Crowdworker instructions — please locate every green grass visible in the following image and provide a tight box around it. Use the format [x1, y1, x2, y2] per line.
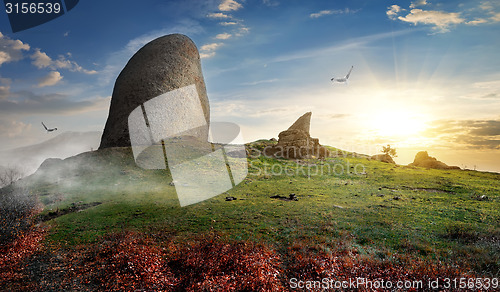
[20, 141, 500, 276]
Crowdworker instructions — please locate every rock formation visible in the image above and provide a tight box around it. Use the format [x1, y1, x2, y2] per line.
[409, 151, 460, 170]
[99, 34, 209, 149]
[266, 112, 329, 159]
[370, 154, 395, 164]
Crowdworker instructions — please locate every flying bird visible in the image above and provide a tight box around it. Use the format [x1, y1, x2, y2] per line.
[41, 122, 57, 133]
[331, 66, 353, 83]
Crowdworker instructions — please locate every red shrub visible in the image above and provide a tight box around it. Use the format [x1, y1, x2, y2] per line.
[167, 234, 285, 291]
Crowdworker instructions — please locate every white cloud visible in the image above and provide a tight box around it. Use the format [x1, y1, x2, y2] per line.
[31, 48, 52, 68]
[100, 21, 204, 85]
[387, 5, 404, 20]
[0, 91, 110, 115]
[397, 9, 464, 32]
[310, 8, 358, 19]
[0, 119, 31, 138]
[200, 52, 216, 59]
[0, 32, 30, 66]
[219, 0, 242, 12]
[0, 77, 11, 99]
[0, 52, 10, 66]
[262, 0, 279, 7]
[30, 49, 97, 74]
[216, 33, 232, 40]
[220, 21, 238, 26]
[240, 78, 278, 86]
[208, 12, 230, 18]
[37, 71, 63, 87]
[491, 12, 500, 22]
[235, 26, 250, 36]
[310, 10, 333, 18]
[389, 2, 500, 31]
[201, 43, 222, 51]
[410, 0, 427, 9]
[466, 18, 488, 25]
[480, 2, 494, 11]
[200, 43, 222, 59]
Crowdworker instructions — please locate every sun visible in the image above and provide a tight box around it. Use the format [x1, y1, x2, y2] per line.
[370, 110, 427, 138]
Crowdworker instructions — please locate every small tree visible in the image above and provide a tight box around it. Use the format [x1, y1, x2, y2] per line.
[382, 144, 397, 158]
[0, 166, 24, 188]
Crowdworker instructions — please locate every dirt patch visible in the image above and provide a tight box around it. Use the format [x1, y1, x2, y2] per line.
[381, 186, 454, 194]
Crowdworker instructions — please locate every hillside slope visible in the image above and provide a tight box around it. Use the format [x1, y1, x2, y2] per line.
[1, 140, 499, 290]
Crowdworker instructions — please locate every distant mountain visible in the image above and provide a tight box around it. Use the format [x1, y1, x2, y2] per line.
[0, 131, 102, 176]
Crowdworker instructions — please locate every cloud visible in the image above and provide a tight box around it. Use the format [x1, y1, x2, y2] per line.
[262, 0, 279, 7]
[37, 71, 63, 87]
[327, 114, 351, 119]
[31, 49, 52, 68]
[100, 20, 204, 84]
[491, 12, 500, 22]
[240, 78, 278, 86]
[0, 119, 31, 138]
[215, 33, 232, 40]
[480, 2, 494, 11]
[270, 29, 413, 63]
[0, 32, 30, 66]
[310, 10, 333, 18]
[397, 9, 464, 32]
[0, 91, 110, 115]
[424, 119, 500, 149]
[219, 0, 242, 12]
[220, 21, 238, 26]
[410, 0, 427, 9]
[235, 26, 250, 36]
[200, 42, 222, 59]
[0, 77, 11, 99]
[480, 93, 499, 99]
[208, 12, 230, 18]
[389, 1, 500, 31]
[310, 8, 358, 18]
[199, 52, 216, 59]
[386, 5, 404, 20]
[31, 48, 97, 74]
[201, 43, 222, 51]
[466, 18, 489, 25]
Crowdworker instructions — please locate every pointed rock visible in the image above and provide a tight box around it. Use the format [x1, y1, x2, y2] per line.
[271, 112, 329, 159]
[287, 112, 311, 134]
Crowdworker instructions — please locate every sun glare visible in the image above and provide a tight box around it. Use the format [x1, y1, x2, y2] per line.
[370, 110, 427, 138]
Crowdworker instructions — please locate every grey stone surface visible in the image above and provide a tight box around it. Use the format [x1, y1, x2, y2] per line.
[99, 34, 209, 149]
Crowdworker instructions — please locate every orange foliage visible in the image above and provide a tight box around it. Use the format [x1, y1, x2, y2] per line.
[0, 225, 47, 290]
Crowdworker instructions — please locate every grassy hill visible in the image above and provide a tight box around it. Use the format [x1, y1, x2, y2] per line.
[1, 140, 499, 290]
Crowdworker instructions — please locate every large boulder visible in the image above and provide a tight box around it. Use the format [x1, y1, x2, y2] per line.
[409, 151, 460, 170]
[268, 112, 329, 159]
[370, 154, 395, 164]
[99, 34, 209, 149]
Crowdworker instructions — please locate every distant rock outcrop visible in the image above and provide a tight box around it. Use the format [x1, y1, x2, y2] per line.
[99, 34, 210, 149]
[409, 151, 460, 170]
[266, 112, 329, 159]
[370, 154, 395, 164]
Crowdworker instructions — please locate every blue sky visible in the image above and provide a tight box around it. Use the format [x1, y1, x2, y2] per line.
[1, 0, 499, 171]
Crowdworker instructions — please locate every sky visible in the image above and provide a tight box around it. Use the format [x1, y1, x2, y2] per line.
[0, 0, 499, 172]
